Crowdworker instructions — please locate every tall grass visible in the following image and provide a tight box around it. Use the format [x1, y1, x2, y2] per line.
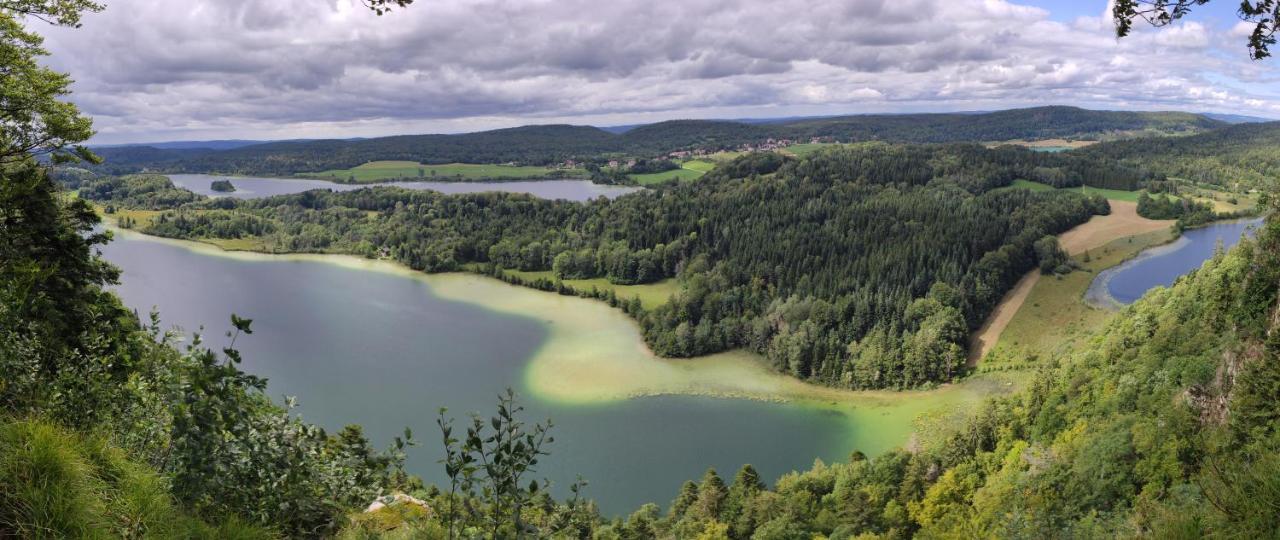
[0, 418, 272, 539]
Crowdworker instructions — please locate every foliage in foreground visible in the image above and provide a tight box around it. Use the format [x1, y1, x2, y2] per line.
[0, 417, 268, 539]
[1, 164, 414, 537]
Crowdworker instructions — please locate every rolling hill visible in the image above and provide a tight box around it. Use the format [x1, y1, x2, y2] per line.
[87, 106, 1227, 177]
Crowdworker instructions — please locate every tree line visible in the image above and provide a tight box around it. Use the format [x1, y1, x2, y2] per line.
[83, 145, 1114, 390]
[82, 106, 1224, 178]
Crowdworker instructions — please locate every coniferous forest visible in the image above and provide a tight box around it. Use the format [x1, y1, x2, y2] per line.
[6, 0, 1280, 538]
[81, 108, 1224, 177]
[82, 145, 1115, 389]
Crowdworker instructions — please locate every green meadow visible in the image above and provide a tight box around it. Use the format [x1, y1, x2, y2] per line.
[628, 159, 716, 185]
[983, 228, 1174, 367]
[303, 160, 585, 183]
[995, 179, 1144, 201]
[1075, 184, 1144, 202]
[1000, 179, 1257, 209]
[785, 142, 839, 157]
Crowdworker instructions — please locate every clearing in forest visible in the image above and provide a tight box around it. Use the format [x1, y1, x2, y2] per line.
[629, 159, 717, 185]
[968, 200, 1175, 364]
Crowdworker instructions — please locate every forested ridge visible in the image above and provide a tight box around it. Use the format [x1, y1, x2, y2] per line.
[83, 106, 1223, 177]
[16, 152, 1280, 537]
[83, 144, 1116, 390]
[589, 209, 1280, 539]
[782, 107, 1220, 143]
[10, 0, 1280, 538]
[1080, 120, 1280, 191]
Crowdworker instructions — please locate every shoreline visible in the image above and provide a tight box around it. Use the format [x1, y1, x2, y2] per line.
[105, 224, 1025, 458]
[1082, 235, 1187, 310]
[1083, 215, 1267, 309]
[166, 171, 608, 187]
[968, 199, 1174, 363]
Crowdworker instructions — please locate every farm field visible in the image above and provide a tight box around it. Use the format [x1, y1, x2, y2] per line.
[628, 159, 716, 185]
[969, 200, 1175, 363]
[303, 160, 585, 183]
[1076, 185, 1144, 202]
[1003, 178, 1257, 212]
[785, 142, 839, 157]
[997, 178, 1144, 202]
[629, 167, 703, 185]
[981, 228, 1175, 366]
[681, 159, 717, 172]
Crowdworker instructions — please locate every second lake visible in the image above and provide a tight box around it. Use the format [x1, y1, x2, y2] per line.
[169, 173, 643, 202]
[1091, 218, 1264, 305]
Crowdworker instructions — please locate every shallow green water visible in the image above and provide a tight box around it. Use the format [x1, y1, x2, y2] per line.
[100, 232, 862, 514]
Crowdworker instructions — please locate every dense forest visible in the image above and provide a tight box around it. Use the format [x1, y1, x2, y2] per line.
[782, 107, 1221, 143]
[13, 154, 1280, 537]
[82, 107, 1224, 177]
[1081, 121, 1280, 191]
[10, 0, 1280, 538]
[82, 145, 1119, 390]
[587, 209, 1280, 539]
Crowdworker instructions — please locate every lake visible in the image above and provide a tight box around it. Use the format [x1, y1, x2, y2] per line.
[169, 174, 643, 202]
[1088, 218, 1264, 306]
[100, 230, 862, 514]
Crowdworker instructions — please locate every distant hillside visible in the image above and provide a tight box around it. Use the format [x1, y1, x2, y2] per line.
[94, 139, 276, 151]
[786, 107, 1223, 143]
[1081, 120, 1280, 189]
[88, 106, 1227, 177]
[1202, 112, 1276, 124]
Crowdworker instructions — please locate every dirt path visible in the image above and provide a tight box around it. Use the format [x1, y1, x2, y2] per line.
[968, 271, 1040, 364]
[967, 200, 1174, 364]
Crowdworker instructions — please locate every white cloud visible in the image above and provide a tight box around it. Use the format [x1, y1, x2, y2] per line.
[33, 0, 1280, 143]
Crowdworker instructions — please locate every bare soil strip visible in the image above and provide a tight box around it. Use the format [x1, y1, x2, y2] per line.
[968, 271, 1040, 364]
[967, 200, 1173, 364]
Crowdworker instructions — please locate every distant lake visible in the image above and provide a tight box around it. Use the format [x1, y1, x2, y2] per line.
[99, 231, 857, 515]
[169, 174, 643, 202]
[1030, 146, 1072, 153]
[1089, 218, 1263, 305]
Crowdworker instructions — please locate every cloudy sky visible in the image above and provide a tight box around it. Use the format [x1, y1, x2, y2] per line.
[37, 0, 1280, 144]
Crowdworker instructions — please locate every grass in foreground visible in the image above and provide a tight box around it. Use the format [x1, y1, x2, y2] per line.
[304, 160, 584, 183]
[984, 228, 1175, 366]
[0, 418, 268, 539]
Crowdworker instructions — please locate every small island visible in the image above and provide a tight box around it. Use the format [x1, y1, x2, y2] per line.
[210, 179, 236, 193]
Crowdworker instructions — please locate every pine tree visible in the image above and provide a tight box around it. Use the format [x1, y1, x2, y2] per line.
[692, 468, 728, 521]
